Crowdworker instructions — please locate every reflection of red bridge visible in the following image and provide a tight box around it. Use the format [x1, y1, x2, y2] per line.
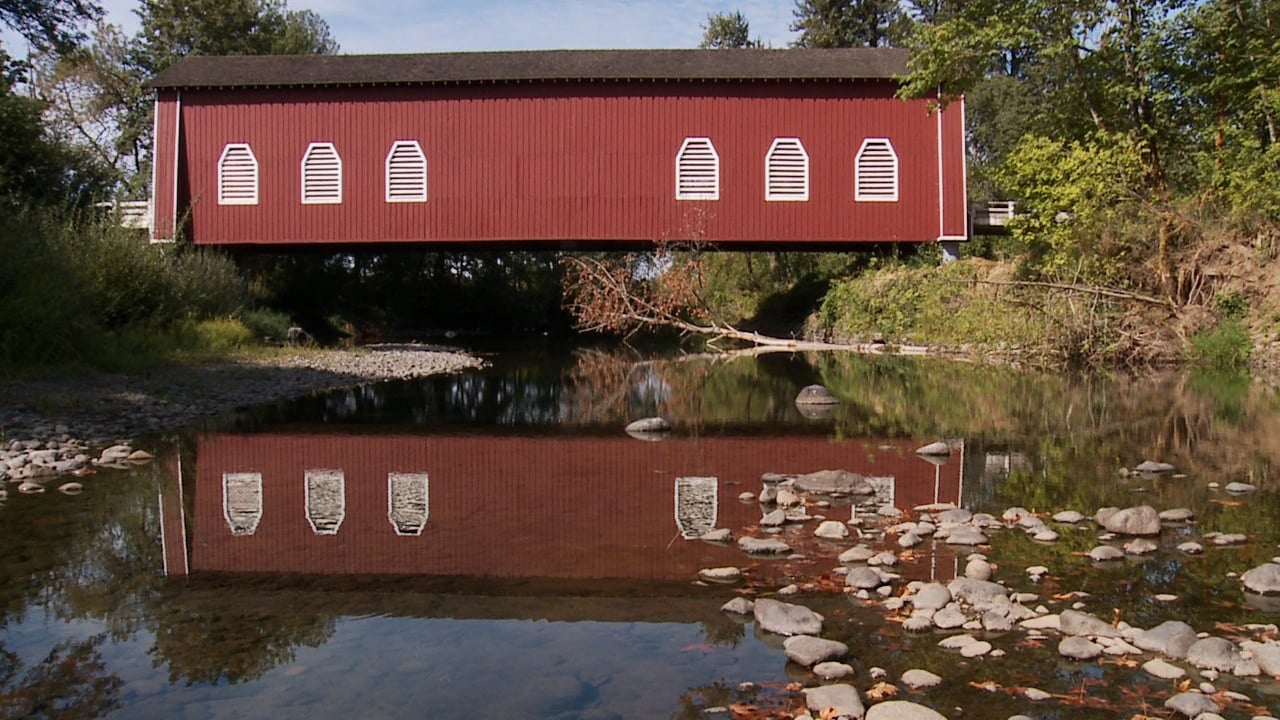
[160, 434, 964, 581]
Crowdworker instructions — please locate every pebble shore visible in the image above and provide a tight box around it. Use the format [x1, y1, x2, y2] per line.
[0, 345, 484, 487]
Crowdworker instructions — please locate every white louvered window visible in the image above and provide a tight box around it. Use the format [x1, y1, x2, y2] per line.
[766, 137, 810, 201]
[385, 140, 428, 203]
[301, 142, 342, 204]
[675, 137, 720, 200]
[855, 138, 899, 202]
[217, 144, 259, 205]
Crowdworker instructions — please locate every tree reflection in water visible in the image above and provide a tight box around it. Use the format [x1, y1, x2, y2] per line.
[0, 635, 121, 719]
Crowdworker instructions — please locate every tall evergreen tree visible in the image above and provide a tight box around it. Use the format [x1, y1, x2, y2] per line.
[790, 0, 909, 48]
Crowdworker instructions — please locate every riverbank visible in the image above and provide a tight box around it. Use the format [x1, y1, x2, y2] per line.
[0, 344, 484, 485]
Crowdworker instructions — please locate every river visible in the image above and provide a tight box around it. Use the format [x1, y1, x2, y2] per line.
[2, 347, 1279, 718]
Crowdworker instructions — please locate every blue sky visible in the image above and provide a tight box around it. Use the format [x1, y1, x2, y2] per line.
[3, 0, 801, 56]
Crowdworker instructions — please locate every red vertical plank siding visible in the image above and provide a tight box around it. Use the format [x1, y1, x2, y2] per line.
[178, 80, 954, 246]
[151, 92, 180, 241]
[937, 95, 969, 240]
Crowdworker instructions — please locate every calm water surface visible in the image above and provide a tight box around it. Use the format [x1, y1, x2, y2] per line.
[4, 348, 1280, 718]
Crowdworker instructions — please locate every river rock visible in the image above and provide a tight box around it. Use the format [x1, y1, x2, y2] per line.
[846, 567, 886, 590]
[699, 567, 741, 583]
[739, 537, 791, 555]
[795, 385, 839, 405]
[944, 527, 988, 545]
[1163, 692, 1221, 718]
[1059, 609, 1121, 638]
[912, 583, 951, 612]
[1089, 545, 1124, 562]
[1211, 532, 1248, 545]
[1124, 538, 1159, 555]
[624, 417, 670, 433]
[1134, 620, 1198, 659]
[839, 545, 875, 563]
[900, 669, 942, 689]
[1241, 563, 1280, 595]
[936, 507, 972, 524]
[947, 578, 1008, 608]
[865, 700, 946, 720]
[754, 598, 823, 636]
[932, 604, 968, 630]
[784, 635, 849, 666]
[1052, 510, 1085, 524]
[775, 488, 802, 507]
[1178, 541, 1203, 554]
[982, 611, 1012, 632]
[1059, 636, 1104, 660]
[964, 558, 992, 581]
[700, 528, 731, 542]
[1143, 658, 1186, 679]
[1134, 460, 1176, 474]
[816, 520, 850, 540]
[902, 614, 934, 632]
[1186, 637, 1242, 672]
[803, 684, 864, 719]
[57, 482, 83, 494]
[1031, 528, 1059, 542]
[898, 532, 922, 548]
[1159, 507, 1195, 522]
[720, 597, 754, 615]
[1100, 505, 1161, 536]
[794, 469, 874, 496]
[1225, 482, 1257, 494]
[760, 509, 787, 526]
[814, 662, 855, 680]
[960, 640, 992, 658]
[1242, 640, 1280, 677]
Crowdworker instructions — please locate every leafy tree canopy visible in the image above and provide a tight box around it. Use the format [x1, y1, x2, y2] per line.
[700, 10, 759, 49]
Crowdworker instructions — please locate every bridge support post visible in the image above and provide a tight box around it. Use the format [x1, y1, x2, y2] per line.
[940, 240, 962, 264]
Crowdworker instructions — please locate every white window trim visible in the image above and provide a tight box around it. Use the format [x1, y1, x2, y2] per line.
[675, 137, 720, 201]
[304, 468, 346, 535]
[385, 140, 428, 203]
[301, 141, 343, 205]
[217, 143, 259, 206]
[765, 137, 810, 202]
[855, 137, 899, 202]
[388, 472, 429, 536]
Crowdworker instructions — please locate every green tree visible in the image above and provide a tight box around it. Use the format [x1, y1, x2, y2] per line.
[0, 0, 99, 50]
[790, 0, 909, 48]
[699, 10, 759, 49]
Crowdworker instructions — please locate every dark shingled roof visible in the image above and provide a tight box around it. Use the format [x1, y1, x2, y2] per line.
[146, 48, 909, 90]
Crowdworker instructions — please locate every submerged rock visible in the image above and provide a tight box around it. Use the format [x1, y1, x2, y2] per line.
[1163, 692, 1221, 718]
[900, 669, 942, 689]
[794, 469, 874, 495]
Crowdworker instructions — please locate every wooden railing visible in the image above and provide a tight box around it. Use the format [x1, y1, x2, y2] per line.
[970, 200, 1015, 234]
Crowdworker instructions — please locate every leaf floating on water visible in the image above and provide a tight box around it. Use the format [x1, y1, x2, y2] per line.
[865, 682, 898, 701]
[1176, 678, 1193, 692]
[969, 680, 1003, 693]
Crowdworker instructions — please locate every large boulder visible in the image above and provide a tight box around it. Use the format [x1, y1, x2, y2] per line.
[754, 598, 824, 636]
[1099, 505, 1161, 536]
[1186, 637, 1242, 672]
[793, 469, 874, 495]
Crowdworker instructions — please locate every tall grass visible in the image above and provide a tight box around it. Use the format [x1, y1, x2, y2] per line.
[0, 206, 252, 372]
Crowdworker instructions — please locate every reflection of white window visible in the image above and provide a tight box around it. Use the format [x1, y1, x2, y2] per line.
[855, 138, 899, 202]
[223, 472, 263, 536]
[674, 476, 718, 539]
[675, 137, 720, 200]
[385, 140, 428, 203]
[301, 142, 342, 204]
[766, 137, 810, 201]
[218, 143, 259, 205]
[305, 469, 345, 535]
[388, 472, 429, 535]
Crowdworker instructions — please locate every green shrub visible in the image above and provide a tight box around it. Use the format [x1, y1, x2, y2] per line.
[240, 308, 294, 341]
[190, 317, 255, 352]
[1189, 319, 1252, 369]
[1214, 291, 1248, 321]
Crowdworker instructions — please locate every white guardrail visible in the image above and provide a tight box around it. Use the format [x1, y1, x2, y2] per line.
[96, 199, 152, 231]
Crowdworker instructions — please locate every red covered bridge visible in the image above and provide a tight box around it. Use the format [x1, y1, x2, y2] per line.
[146, 48, 968, 249]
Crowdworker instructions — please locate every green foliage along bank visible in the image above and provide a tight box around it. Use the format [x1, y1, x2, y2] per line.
[0, 207, 256, 373]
